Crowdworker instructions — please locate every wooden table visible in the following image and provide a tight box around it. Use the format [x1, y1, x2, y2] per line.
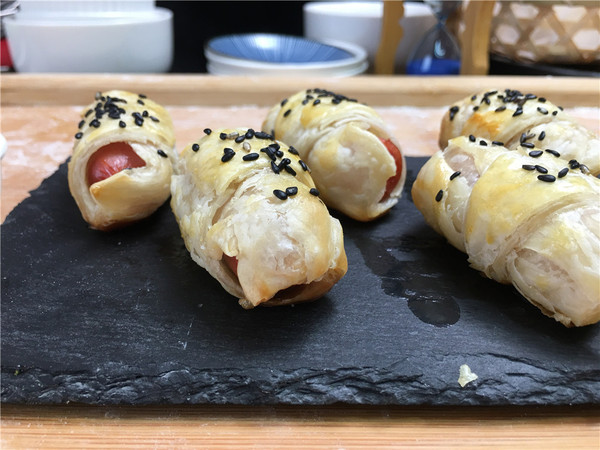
[2, 74, 599, 449]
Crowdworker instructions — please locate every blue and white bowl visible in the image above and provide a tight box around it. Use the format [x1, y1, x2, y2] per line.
[205, 33, 368, 76]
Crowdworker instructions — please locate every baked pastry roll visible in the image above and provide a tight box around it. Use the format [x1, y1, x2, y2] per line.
[262, 88, 406, 221]
[439, 88, 600, 175]
[170, 127, 348, 309]
[68, 90, 175, 230]
[412, 135, 600, 327]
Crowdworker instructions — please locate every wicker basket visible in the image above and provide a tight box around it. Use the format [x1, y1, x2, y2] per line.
[488, 1, 600, 65]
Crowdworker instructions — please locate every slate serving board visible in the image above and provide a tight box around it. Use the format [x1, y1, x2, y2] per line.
[2, 157, 599, 406]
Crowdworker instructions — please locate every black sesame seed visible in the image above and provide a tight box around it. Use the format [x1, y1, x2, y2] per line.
[558, 168, 569, 178]
[273, 189, 287, 200]
[78, 120, 85, 129]
[525, 93, 537, 99]
[521, 142, 535, 148]
[219, 132, 227, 140]
[450, 171, 461, 180]
[471, 95, 477, 101]
[538, 174, 556, 182]
[299, 160, 309, 171]
[203, 128, 212, 135]
[284, 165, 297, 176]
[552, 110, 558, 116]
[75, 132, 83, 139]
[119, 121, 126, 128]
[449, 106, 459, 121]
[283, 109, 292, 117]
[313, 99, 321, 106]
[192, 143, 200, 152]
[245, 129, 255, 139]
[268, 142, 280, 151]
[435, 190, 444, 202]
[473, 106, 479, 111]
[261, 147, 276, 161]
[288, 146, 299, 155]
[223, 147, 234, 155]
[235, 135, 246, 143]
[254, 131, 273, 140]
[512, 107, 523, 117]
[535, 165, 548, 174]
[142, 110, 149, 117]
[271, 160, 280, 174]
[538, 97, 546, 103]
[529, 150, 543, 158]
[569, 159, 580, 169]
[285, 186, 298, 196]
[138, 93, 147, 99]
[492, 141, 504, 146]
[469, 134, 476, 142]
[537, 106, 548, 115]
[90, 119, 101, 128]
[309, 188, 319, 196]
[221, 151, 235, 162]
[545, 149, 560, 157]
[522, 164, 536, 171]
[85, 109, 93, 117]
[242, 152, 259, 161]
[137, 99, 145, 105]
[275, 150, 284, 158]
[538, 131, 546, 141]
[280, 98, 288, 107]
[495, 106, 507, 112]
[479, 140, 488, 146]
[134, 117, 144, 126]
[157, 149, 168, 158]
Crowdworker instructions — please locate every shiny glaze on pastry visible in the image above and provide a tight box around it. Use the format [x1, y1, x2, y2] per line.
[170, 127, 347, 309]
[263, 88, 406, 221]
[68, 90, 175, 230]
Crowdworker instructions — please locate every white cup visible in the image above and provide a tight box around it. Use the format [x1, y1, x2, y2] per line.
[304, 1, 437, 73]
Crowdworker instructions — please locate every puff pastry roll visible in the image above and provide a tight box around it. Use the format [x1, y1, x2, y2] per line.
[262, 88, 406, 221]
[68, 90, 175, 230]
[439, 89, 600, 175]
[170, 127, 348, 309]
[412, 136, 600, 327]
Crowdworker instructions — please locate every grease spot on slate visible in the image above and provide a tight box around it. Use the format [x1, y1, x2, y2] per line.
[353, 235, 460, 327]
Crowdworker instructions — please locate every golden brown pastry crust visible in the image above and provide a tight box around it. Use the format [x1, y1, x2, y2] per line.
[170, 128, 348, 309]
[412, 135, 600, 327]
[262, 88, 406, 221]
[68, 90, 175, 230]
[439, 89, 599, 175]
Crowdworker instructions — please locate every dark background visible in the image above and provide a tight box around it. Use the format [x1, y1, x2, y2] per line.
[157, 0, 598, 77]
[157, 1, 308, 73]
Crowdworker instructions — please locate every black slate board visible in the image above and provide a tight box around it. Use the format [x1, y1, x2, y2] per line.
[2, 158, 599, 406]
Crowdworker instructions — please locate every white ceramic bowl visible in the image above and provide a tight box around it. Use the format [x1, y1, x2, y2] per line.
[4, 7, 173, 73]
[205, 34, 368, 76]
[303, 1, 436, 73]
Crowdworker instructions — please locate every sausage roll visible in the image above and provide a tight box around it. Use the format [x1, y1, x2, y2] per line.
[439, 88, 600, 175]
[262, 88, 406, 221]
[68, 90, 175, 230]
[170, 127, 348, 309]
[412, 135, 600, 327]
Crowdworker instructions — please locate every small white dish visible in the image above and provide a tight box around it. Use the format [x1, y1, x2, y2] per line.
[4, 7, 173, 73]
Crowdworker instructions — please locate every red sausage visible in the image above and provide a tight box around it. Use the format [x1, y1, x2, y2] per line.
[380, 138, 403, 201]
[222, 254, 239, 276]
[86, 142, 146, 186]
